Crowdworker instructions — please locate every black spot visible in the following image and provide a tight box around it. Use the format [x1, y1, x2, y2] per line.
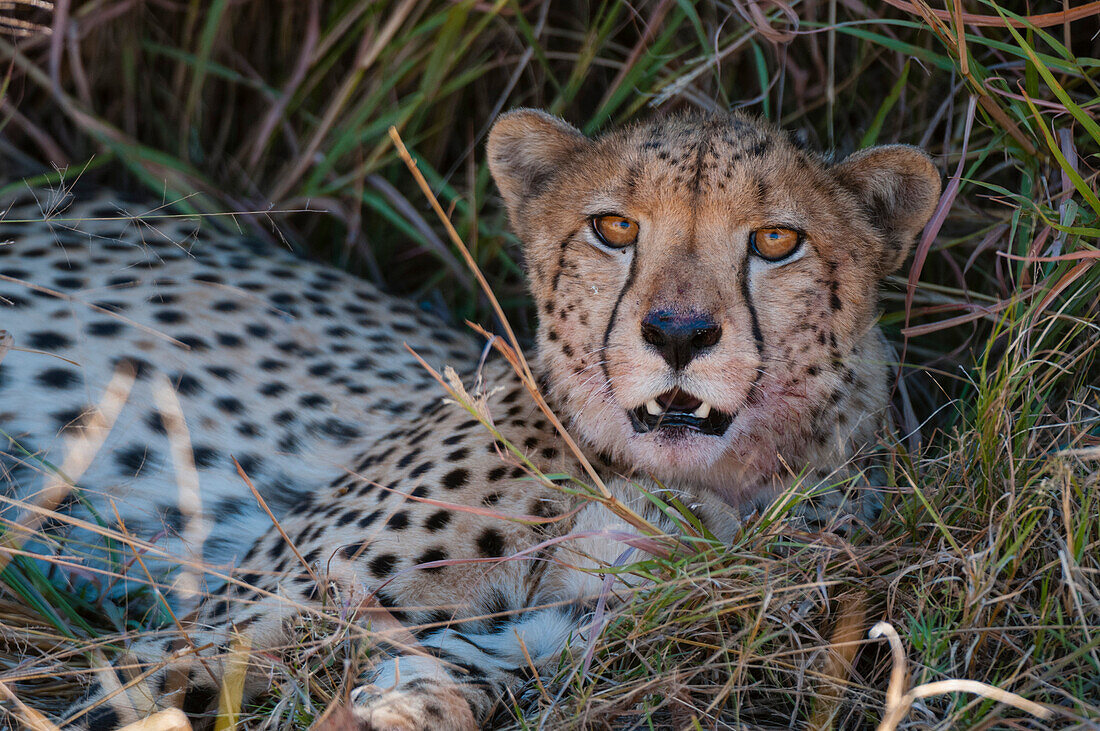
[308, 362, 335, 377]
[441, 468, 469, 490]
[206, 366, 237, 381]
[84, 705, 120, 730]
[214, 397, 244, 415]
[259, 382, 288, 397]
[424, 510, 452, 532]
[476, 528, 506, 558]
[370, 553, 397, 577]
[192, 446, 221, 468]
[236, 454, 263, 475]
[216, 332, 244, 347]
[0, 292, 30, 308]
[53, 276, 86, 289]
[269, 292, 297, 306]
[154, 309, 187, 324]
[358, 509, 382, 528]
[340, 542, 367, 560]
[487, 466, 508, 481]
[396, 448, 421, 470]
[417, 548, 448, 571]
[409, 461, 434, 479]
[175, 335, 210, 352]
[212, 299, 240, 312]
[27, 331, 72, 350]
[181, 685, 219, 716]
[386, 511, 409, 530]
[174, 373, 203, 396]
[51, 406, 88, 432]
[36, 367, 79, 389]
[318, 418, 361, 441]
[144, 410, 167, 436]
[115, 444, 153, 476]
[246, 323, 272, 339]
[299, 393, 329, 409]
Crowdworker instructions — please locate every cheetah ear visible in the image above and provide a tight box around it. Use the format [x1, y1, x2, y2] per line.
[488, 109, 588, 216]
[832, 145, 941, 276]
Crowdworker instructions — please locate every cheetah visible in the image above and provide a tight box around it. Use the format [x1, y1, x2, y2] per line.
[0, 109, 940, 729]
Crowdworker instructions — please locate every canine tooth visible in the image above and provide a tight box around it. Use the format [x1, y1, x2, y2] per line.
[646, 400, 663, 416]
[693, 402, 712, 419]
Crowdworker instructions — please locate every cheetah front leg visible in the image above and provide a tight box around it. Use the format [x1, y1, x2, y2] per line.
[342, 605, 581, 731]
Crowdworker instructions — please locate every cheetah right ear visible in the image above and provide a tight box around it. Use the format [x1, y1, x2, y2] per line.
[832, 145, 941, 276]
[488, 109, 588, 215]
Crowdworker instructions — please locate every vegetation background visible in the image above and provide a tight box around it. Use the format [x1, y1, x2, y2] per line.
[0, 0, 1097, 728]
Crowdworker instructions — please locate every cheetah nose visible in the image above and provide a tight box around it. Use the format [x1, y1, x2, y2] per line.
[640, 310, 722, 371]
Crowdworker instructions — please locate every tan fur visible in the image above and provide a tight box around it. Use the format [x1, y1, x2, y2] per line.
[489, 109, 939, 508]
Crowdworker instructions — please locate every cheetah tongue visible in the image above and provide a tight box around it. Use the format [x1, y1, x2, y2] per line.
[656, 389, 703, 414]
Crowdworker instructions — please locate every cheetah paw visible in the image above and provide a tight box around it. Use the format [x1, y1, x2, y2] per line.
[329, 684, 476, 731]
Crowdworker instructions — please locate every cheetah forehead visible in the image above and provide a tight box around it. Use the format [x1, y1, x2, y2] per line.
[546, 113, 832, 213]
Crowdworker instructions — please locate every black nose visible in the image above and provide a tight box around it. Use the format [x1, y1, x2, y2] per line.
[640, 310, 722, 370]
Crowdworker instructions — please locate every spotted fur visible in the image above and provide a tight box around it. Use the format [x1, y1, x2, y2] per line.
[0, 109, 939, 730]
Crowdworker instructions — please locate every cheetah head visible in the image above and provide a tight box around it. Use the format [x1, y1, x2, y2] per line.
[488, 110, 939, 498]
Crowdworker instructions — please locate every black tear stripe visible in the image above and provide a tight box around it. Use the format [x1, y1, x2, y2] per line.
[737, 249, 765, 391]
[600, 250, 639, 386]
[549, 227, 581, 294]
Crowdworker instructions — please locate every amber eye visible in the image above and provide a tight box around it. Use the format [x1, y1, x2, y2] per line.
[751, 227, 801, 261]
[592, 215, 639, 248]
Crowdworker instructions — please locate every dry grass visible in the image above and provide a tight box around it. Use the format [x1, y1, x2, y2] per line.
[0, 0, 1098, 728]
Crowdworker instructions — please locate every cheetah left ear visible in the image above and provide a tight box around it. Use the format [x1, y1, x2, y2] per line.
[487, 109, 588, 218]
[832, 145, 941, 276]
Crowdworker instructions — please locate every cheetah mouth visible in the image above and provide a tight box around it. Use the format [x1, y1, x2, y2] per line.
[628, 389, 733, 437]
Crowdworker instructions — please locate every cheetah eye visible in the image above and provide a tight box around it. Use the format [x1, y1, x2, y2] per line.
[750, 227, 801, 261]
[592, 215, 639, 248]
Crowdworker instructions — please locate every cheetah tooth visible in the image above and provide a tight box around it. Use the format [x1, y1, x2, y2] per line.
[646, 400, 663, 416]
[693, 402, 712, 419]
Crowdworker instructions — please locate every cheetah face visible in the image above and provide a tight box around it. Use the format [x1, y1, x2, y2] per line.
[489, 110, 939, 493]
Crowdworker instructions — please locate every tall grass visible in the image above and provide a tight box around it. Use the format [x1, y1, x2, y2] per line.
[0, 0, 1098, 728]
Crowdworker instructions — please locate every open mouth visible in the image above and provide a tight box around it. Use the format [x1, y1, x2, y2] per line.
[628, 389, 733, 436]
